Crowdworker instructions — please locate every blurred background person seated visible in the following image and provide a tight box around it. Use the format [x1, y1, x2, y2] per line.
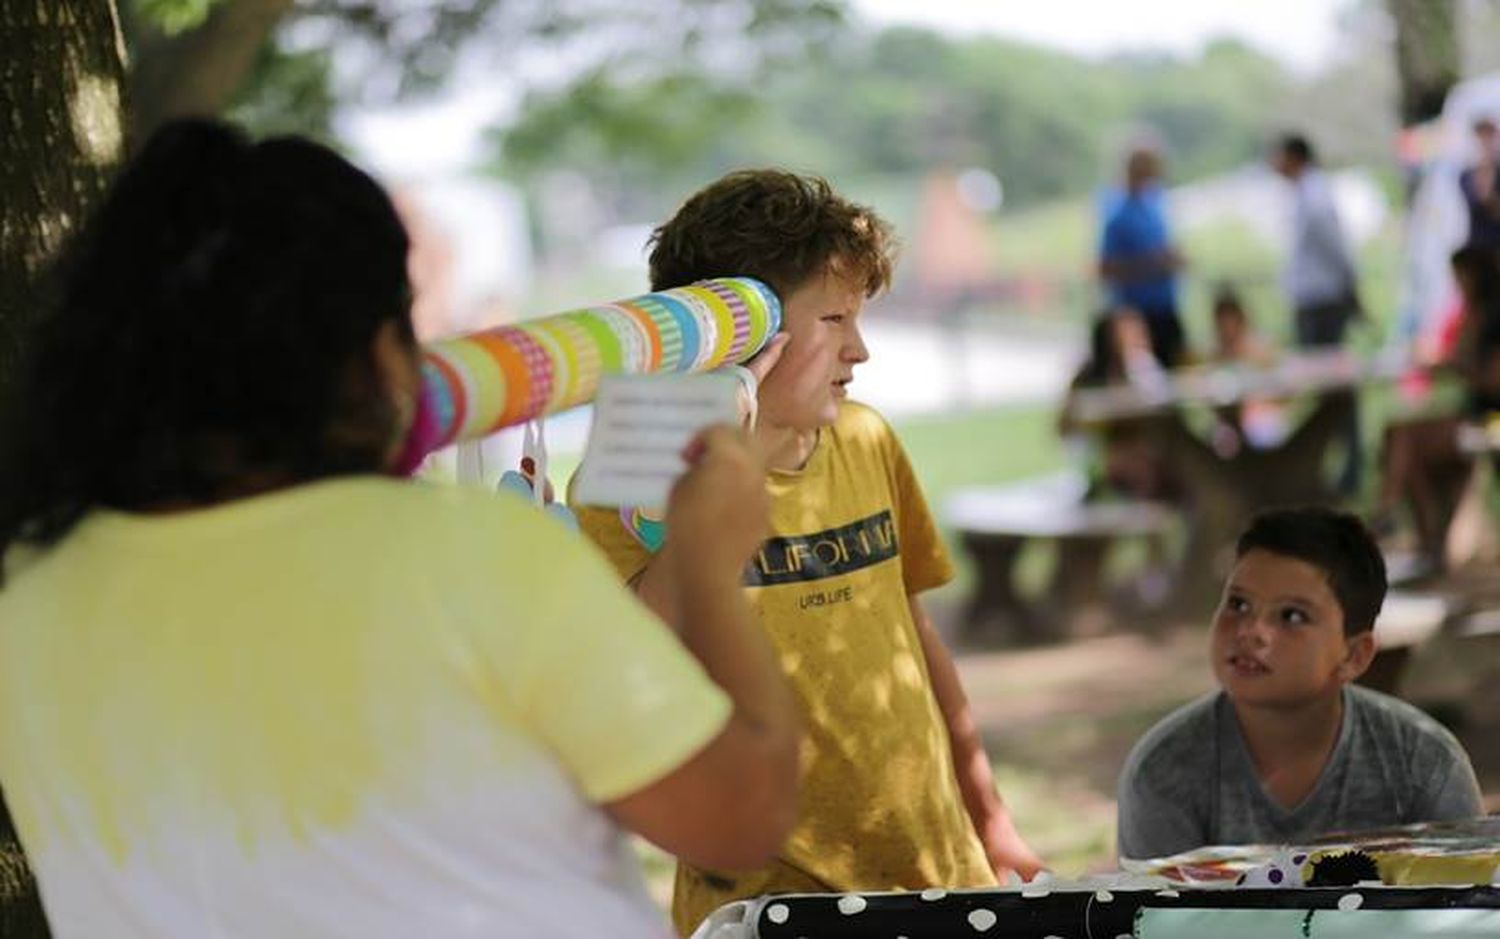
[1374, 244, 1500, 569]
[1059, 307, 1183, 504]
[1208, 285, 1289, 455]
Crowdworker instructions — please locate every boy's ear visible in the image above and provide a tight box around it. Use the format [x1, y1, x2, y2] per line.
[1338, 631, 1378, 683]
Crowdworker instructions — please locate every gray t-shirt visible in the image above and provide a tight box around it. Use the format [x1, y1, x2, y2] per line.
[1116, 686, 1483, 861]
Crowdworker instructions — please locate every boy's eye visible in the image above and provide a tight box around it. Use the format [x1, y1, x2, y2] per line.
[1225, 595, 1250, 614]
[1279, 606, 1310, 626]
[821, 314, 846, 324]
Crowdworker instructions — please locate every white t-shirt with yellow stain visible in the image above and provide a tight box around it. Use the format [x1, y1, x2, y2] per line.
[0, 478, 728, 939]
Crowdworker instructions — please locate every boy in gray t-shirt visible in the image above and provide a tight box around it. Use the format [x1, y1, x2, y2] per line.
[1117, 507, 1483, 861]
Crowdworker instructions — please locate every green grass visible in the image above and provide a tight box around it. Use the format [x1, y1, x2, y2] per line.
[529, 402, 1059, 525]
[894, 405, 1065, 500]
[892, 404, 1065, 601]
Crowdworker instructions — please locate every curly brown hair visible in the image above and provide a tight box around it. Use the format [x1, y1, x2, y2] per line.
[647, 169, 896, 300]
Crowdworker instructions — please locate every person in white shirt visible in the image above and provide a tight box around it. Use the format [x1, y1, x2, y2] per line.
[1270, 132, 1363, 494]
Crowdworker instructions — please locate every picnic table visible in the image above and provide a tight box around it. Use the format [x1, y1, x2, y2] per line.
[944, 471, 1177, 642]
[1362, 592, 1451, 695]
[1445, 418, 1500, 569]
[1067, 349, 1409, 612]
[692, 819, 1500, 938]
[1066, 347, 1408, 425]
[696, 884, 1500, 939]
[1456, 418, 1500, 456]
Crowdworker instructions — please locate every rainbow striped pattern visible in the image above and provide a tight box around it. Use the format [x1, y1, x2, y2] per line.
[412, 278, 781, 456]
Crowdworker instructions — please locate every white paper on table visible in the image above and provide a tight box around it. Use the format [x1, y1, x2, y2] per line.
[571, 373, 741, 510]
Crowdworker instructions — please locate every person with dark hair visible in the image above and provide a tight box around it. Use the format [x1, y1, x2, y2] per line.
[1459, 118, 1500, 250]
[1276, 133, 1314, 167]
[572, 168, 1043, 936]
[1116, 507, 1481, 861]
[1449, 243, 1500, 415]
[1373, 244, 1500, 567]
[1208, 287, 1287, 453]
[1068, 306, 1171, 394]
[1211, 286, 1275, 369]
[1058, 307, 1180, 500]
[1270, 132, 1364, 494]
[0, 119, 800, 938]
[1097, 146, 1187, 368]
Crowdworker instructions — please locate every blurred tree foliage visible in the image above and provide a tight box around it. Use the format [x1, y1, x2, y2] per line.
[494, 8, 1487, 215]
[495, 24, 1306, 212]
[121, 0, 1490, 216]
[118, 0, 847, 142]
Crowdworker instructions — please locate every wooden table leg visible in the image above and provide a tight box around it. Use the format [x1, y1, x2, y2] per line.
[1053, 536, 1110, 637]
[960, 533, 1044, 644]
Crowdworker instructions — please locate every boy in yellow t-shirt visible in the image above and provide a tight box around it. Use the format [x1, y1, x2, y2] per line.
[571, 170, 1044, 935]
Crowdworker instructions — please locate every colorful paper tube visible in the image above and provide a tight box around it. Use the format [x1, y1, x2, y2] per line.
[404, 277, 781, 462]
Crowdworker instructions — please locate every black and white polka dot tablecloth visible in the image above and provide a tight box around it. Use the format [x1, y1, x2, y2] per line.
[728, 885, 1500, 938]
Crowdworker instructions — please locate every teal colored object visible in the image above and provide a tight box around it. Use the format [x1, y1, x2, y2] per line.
[1136, 906, 1500, 938]
[1135, 908, 1308, 939]
[497, 470, 578, 532]
[620, 506, 666, 553]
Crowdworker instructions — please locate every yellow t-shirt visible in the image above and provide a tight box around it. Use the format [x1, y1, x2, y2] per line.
[573, 401, 994, 935]
[0, 477, 727, 938]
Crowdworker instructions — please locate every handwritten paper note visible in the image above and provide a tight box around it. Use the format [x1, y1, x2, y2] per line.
[571, 373, 741, 509]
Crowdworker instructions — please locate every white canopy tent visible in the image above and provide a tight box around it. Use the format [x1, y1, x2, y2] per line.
[1399, 72, 1500, 344]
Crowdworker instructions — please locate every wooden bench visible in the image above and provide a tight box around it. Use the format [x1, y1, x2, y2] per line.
[1453, 607, 1500, 639]
[1359, 592, 1452, 696]
[1359, 567, 1500, 698]
[944, 470, 1178, 644]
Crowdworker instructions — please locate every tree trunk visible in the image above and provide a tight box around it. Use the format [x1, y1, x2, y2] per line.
[1389, 0, 1460, 125]
[129, 0, 295, 141]
[0, 0, 128, 405]
[0, 0, 128, 933]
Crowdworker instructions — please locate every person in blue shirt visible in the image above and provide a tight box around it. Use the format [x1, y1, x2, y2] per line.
[1098, 146, 1186, 367]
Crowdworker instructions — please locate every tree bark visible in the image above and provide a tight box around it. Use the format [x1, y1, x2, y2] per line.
[1389, 0, 1460, 125]
[129, 0, 296, 141]
[1, 0, 127, 412]
[0, 1, 128, 931]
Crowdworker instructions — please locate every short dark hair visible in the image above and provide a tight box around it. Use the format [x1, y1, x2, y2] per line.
[1451, 243, 1500, 306]
[1235, 507, 1386, 635]
[647, 169, 896, 301]
[0, 118, 413, 566]
[1276, 133, 1316, 166]
[1212, 284, 1246, 320]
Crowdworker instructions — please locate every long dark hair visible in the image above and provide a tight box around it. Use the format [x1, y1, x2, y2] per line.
[1452, 244, 1500, 314]
[1074, 310, 1125, 387]
[1, 119, 413, 568]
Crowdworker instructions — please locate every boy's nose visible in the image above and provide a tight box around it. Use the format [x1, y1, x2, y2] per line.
[845, 325, 870, 363]
[1236, 614, 1273, 645]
